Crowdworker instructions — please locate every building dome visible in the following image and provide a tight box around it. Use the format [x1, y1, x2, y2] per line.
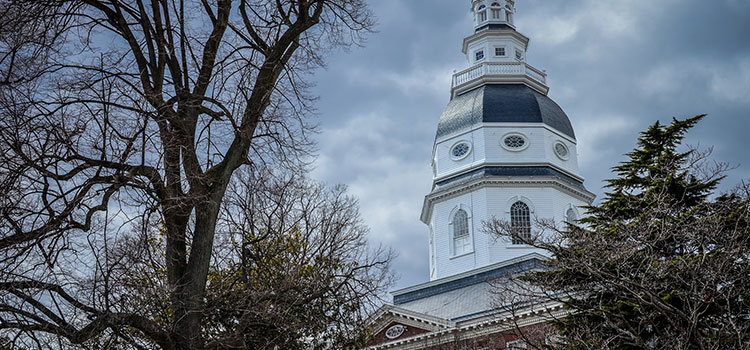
[436, 84, 575, 140]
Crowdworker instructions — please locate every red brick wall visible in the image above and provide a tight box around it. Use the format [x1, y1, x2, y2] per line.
[368, 322, 431, 347]
[390, 323, 553, 350]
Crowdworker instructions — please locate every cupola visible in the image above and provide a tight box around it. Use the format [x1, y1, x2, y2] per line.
[472, 0, 515, 31]
[420, 0, 595, 281]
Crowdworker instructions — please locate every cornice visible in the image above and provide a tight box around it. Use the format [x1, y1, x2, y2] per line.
[365, 303, 568, 350]
[431, 123, 577, 162]
[420, 175, 595, 224]
[392, 253, 546, 297]
[433, 162, 585, 185]
[452, 75, 549, 98]
[368, 305, 456, 336]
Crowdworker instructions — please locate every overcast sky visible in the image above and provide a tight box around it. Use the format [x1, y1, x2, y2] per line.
[308, 0, 750, 294]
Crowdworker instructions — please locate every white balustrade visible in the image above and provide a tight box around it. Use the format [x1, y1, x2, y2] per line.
[451, 62, 547, 91]
[525, 66, 547, 84]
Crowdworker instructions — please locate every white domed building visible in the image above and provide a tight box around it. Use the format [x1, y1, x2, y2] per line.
[366, 1, 595, 349]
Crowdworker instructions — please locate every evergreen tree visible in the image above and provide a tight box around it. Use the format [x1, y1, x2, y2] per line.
[489, 116, 750, 349]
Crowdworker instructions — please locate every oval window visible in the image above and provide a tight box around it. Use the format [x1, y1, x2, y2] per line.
[554, 142, 569, 160]
[450, 141, 471, 160]
[504, 135, 525, 148]
[501, 133, 529, 151]
[385, 325, 406, 339]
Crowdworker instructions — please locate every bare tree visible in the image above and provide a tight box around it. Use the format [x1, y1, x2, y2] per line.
[484, 116, 750, 349]
[0, 0, 376, 349]
[110, 168, 393, 349]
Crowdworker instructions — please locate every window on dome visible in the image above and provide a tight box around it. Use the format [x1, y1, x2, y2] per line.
[515, 49, 523, 60]
[475, 50, 485, 61]
[450, 141, 471, 160]
[503, 135, 525, 149]
[453, 209, 471, 255]
[495, 47, 506, 57]
[511, 201, 531, 244]
[554, 141, 570, 160]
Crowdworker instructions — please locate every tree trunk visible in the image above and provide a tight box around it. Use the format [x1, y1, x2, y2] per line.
[173, 185, 227, 349]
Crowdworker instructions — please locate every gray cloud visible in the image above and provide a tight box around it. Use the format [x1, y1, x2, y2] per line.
[310, 0, 750, 292]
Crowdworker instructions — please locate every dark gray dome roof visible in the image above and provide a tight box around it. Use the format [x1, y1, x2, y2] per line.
[436, 84, 575, 139]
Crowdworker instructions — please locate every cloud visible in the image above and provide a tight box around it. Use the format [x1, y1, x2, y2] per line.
[310, 0, 750, 292]
[708, 58, 750, 105]
[312, 110, 432, 289]
[639, 58, 750, 106]
[525, 16, 580, 47]
[575, 114, 637, 169]
[344, 65, 454, 100]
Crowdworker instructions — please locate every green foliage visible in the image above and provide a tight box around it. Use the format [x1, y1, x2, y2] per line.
[519, 116, 750, 349]
[585, 115, 720, 226]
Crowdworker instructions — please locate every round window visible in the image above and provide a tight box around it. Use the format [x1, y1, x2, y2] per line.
[385, 325, 406, 339]
[450, 141, 471, 160]
[501, 134, 528, 151]
[554, 142, 569, 160]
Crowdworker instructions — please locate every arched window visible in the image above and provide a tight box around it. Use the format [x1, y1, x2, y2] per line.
[453, 209, 471, 255]
[477, 5, 487, 22]
[566, 208, 577, 224]
[510, 201, 531, 244]
[490, 2, 501, 19]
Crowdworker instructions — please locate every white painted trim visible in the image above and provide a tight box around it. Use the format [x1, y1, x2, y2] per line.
[462, 29, 529, 54]
[449, 251, 475, 260]
[367, 305, 456, 336]
[453, 74, 548, 97]
[366, 302, 570, 350]
[493, 45, 507, 57]
[506, 195, 535, 213]
[432, 161, 585, 184]
[448, 204, 475, 257]
[553, 140, 570, 161]
[434, 123, 577, 146]
[500, 132, 530, 152]
[421, 176, 595, 224]
[449, 140, 473, 161]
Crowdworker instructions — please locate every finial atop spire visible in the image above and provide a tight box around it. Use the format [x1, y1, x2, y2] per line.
[472, 0, 515, 31]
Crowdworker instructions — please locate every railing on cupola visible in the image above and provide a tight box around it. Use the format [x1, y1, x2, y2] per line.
[451, 61, 549, 97]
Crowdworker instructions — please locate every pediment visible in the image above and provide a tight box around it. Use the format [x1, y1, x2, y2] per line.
[366, 305, 454, 347]
[368, 321, 430, 347]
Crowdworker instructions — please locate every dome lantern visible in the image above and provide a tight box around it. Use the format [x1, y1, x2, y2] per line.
[472, 0, 515, 30]
[461, 0, 545, 97]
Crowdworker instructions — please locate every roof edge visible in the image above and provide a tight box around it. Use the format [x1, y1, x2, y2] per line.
[392, 253, 547, 303]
